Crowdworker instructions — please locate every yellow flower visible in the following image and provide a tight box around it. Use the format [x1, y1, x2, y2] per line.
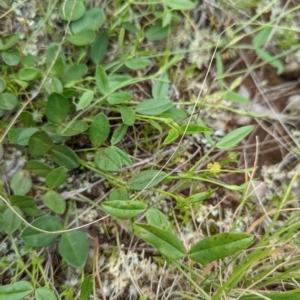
[207, 161, 221, 175]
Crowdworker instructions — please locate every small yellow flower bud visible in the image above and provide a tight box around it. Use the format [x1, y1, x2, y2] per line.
[207, 161, 221, 175]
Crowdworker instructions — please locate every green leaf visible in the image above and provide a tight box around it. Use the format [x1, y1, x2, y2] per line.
[21, 54, 36, 67]
[45, 43, 65, 69]
[8, 128, 22, 143]
[145, 22, 169, 41]
[107, 92, 132, 104]
[229, 76, 242, 91]
[0, 281, 33, 300]
[21, 206, 42, 218]
[59, 87, 77, 97]
[95, 147, 122, 172]
[3, 206, 23, 234]
[0, 93, 18, 110]
[44, 77, 63, 94]
[51, 145, 79, 169]
[216, 125, 254, 150]
[62, 64, 88, 86]
[118, 27, 125, 55]
[66, 30, 96, 46]
[88, 113, 110, 146]
[77, 90, 94, 110]
[28, 131, 53, 156]
[109, 75, 133, 89]
[152, 73, 169, 99]
[27, 160, 53, 177]
[146, 208, 172, 231]
[110, 124, 128, 145]
[35, 287, 57, 300]
[161, 106, 186, 121]
[186, 189, 216, 204]
[19, 111, 35, 127]
[80, 275, 93, 300]
[11, 170, 32, 195]
[163, 0, 196, 10]
[188, 232, 254, 264]
[120, 106, 135, 126]
[46, 93, 70, 124]
[70, 8, 105, 34]
[136, 99, 172, 116]
[109, 188, 129, 201]
[91, 31, 109, 64]
[121, 22, 140, 35]
[163, 128, 179, 145]
[125, 58, 152, 70]
[46, 43, 65, 77]
[10, 195, 35, 208]
[95, 65, 109, 95]
[43, 190, 66, 214]
[1, 34, 21, 50]
[179, 124, 212, 134]
[127, 170, 167, 191]
[16, 127, 39, 146]
[0, 77, 6, 92]
[255, 48, 284, 75]
[239, 291, 300, 300]
[252, 26, 273, 48]
[102, 200, 146, 219]
[56, 120, 88, 136]
[18, 67, 40, 81]
[113, 146, 132, 166]
[224, 91, 250, 104]
[50, 56, 66, 78]
[2, 49, 20, 66]
[46, 167, 67, 189]
[21, 215, 63, 247]
[59, 230, 89, 268]
[162, 10, 172, 27]
[59, 0, 86, 21]
[147, 119, 162, 133]
[133, 223, 186, 260]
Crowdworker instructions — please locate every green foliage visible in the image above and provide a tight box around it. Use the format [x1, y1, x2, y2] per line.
[252, 26, 284, 75]
[216, 125, 254, 150]
[136, 98, 173, 115]
[88, 113, 110, 146]
[101, 200, 146, 219]
[91, 31, 109, 64]
[35, 287, 57, 300]
[59, 0, 86, 21]
[188, 233, 254, 264]
[1, 1, 298, 299]
[146, 208, 172, 231]
[95, 147, 122, 172]
[2, 206, 23, 234]
[0, 93, 18, 110]
[58, 230, 89, 268]
[43, 190, 66, 214]
[0, 281, 33, 300]
[20, 216, 63, 247]
[10, 170, 32, 195]
[46, 93, 70, 124]
[127, 170, 167, 191]
[133, 223, 186, 260]
[79, 275, 93, 300]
